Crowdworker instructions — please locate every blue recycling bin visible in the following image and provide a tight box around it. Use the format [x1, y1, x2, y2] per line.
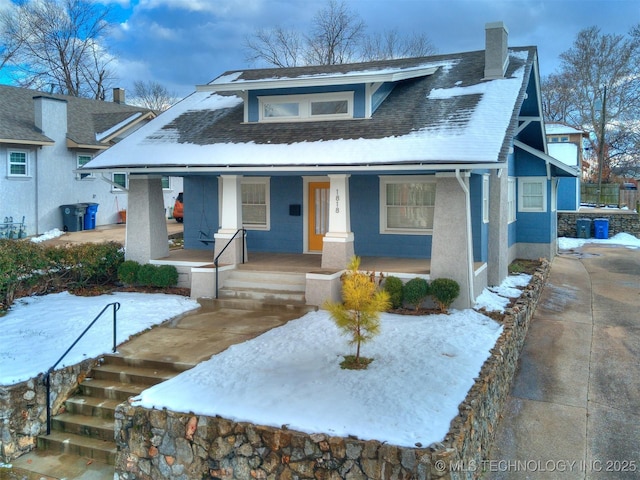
[83, 203, 99, 230]
[594, 218, 609, 239]
[576, 218, 592, 239]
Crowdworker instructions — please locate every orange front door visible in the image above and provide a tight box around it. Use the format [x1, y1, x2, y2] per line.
[308, 182, 330, 252]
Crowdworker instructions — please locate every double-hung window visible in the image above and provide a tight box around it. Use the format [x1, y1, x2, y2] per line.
[380, 176, 436, 234]
[8, 151, 28, 177]
[77, 154, 94, 179]
[241, 178, 270, 230]
[112, 172, 127, 191]
[518, 177, 546, 212]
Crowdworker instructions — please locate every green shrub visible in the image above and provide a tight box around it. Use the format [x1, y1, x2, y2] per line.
[383, 276, 404, 309]
[136, 264, 157, 287]
[118, 260, 140, 285]
[151, 265, 179, 288]
[403, 277, 429, 310]
[430, 278, 460, 313]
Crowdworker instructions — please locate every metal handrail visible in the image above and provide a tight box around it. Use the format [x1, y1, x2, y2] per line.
[214, 228, 246, 299]
[43, 301, 120, 435]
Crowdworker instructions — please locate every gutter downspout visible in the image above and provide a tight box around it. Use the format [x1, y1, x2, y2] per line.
[455, 169, 475, 305]
[35, 148, 40, 235]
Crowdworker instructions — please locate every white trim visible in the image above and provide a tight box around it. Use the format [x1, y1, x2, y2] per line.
[111, 172, 128, 192]
[518, 177, 547, 212]
[379, 175, 436, 235]
[482, 174, 490, 223]
[508, 177, 516, 223]
[258, 92, 353, 122]
[7, 149, 29, 177]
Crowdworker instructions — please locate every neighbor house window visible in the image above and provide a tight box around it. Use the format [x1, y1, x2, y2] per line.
[8, 151, 28, 177]
[508, 178, 516, 222]
[77, 154, 94, 179]
[161, 176, 170, 189]
[518, 177, 547, 212]
[482, 175, 490, 223]
[241, 178, 270, 230]
[258, 92, 353, 122]
[112, 172, 127, 191]
[380, 176, 436, 234]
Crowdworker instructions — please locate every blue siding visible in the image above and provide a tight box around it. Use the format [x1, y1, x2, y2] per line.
[470, 174, 488, 262]
[557, 177, 579, 210]
[248, 84, 367, 121]
[183, 176, 219, 251]
[350, 175, 431, 258]
[247, 176, 304, 253]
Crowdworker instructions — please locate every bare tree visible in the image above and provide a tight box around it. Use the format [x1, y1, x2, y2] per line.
[245, 0, 433, 68]
[542, 25, 640, 182]
[0, 3, 26, 71]
[0, 0, 115, 98]
[361, 29, 436, 61]
[131, 80, 178, 111]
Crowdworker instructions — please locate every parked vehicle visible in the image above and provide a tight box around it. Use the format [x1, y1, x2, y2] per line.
[173, 192, 183, 222]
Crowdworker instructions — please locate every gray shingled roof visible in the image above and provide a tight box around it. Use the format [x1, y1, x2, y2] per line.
[0, 84, 152, 146]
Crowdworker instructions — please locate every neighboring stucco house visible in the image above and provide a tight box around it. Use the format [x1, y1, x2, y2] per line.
[0, 85, 182, 236]
[82, 22, 577, 308]
[546, 123, 586, 210]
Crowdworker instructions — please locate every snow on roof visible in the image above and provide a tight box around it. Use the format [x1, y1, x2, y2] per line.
[85, 49, 532, 171]
[548, 142, 579, 166]
[95, 111, 143, 141]
[546, 123, 585, 135]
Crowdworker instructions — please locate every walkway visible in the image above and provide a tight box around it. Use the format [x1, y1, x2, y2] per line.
[486, 244, 640, 479]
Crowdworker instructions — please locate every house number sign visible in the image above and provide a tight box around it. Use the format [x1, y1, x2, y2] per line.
[335, 189, 340, 213]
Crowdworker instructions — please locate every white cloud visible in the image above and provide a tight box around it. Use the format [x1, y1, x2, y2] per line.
[137, 0, 262, 15]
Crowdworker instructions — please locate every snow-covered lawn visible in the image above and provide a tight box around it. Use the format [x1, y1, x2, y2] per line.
[0, 292, 200, 386]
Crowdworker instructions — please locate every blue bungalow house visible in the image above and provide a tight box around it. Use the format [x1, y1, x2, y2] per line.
[82, 22, 577, 308]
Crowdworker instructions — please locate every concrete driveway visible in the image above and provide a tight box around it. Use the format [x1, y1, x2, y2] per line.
[486, 243, 640, 479]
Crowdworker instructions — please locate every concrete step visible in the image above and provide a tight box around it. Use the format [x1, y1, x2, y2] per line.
[91, 363, 179, 386]
[64, 395, 122, 419]
[100, 353, 194, 373]
[218, 286, 306, 304]
[78, 378, 146, 402]
[9, 449, 114, 480]
[225, 270, 306, 292]
[51, 413, 114, 442]
[209, 297, 317, 315]
[37, 431, 117, 465]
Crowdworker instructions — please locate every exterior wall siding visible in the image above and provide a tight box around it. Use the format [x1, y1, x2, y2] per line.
[557, 177, 579, 211]
[470, 173, 488, 262]
[182, 176, 219, 250]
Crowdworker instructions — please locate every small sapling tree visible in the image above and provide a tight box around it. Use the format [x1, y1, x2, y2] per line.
[325, 256, 390, 369]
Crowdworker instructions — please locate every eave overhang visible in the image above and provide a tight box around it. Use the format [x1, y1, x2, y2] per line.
[197, 66, 440, 92]
[514, 139, 579, 178]
[0, 138, 55, 147]
[66, 139, 110, 150]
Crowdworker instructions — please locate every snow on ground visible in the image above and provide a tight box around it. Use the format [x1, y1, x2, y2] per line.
[29, 228, 65, 243]
[558, 232, 640, 251]
[3, 232, 638, 446]
[0, 292, 200, 385]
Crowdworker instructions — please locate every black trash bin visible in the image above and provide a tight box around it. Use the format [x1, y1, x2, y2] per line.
[84, 203, 99, 230]
[60, 204, 86, 232]
[576, 218, 592, 239]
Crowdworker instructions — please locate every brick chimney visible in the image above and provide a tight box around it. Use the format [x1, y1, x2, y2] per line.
[484, 21, 509, 79]
[113, 87, 125, 104]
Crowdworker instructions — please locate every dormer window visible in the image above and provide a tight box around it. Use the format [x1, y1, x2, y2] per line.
[258, 92, 353, 122]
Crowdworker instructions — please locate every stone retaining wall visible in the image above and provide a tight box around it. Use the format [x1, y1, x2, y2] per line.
[558, 211, 640, 238]
[0, 359, 96, 462]
[114, 260, 550, 480]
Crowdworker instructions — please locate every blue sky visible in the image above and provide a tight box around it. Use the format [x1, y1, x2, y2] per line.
[3, 0, 640, 98]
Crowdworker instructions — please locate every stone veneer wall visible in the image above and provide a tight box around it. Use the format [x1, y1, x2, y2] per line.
[114, 260, 550, 480]
[558, 211, 640, 238]
[0, 358, 96, 462]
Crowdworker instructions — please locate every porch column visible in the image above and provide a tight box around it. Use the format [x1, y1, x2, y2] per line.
[322, 174, 354, 270]
[125, 175, 169, 263]
[488, 169, 509, 286]
[214, 175, 246, 265]
[430, 172, 473, 309]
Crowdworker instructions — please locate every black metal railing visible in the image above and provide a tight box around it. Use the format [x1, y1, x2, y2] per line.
[214, 228, 246, 299]
[43, 302, 120, 435]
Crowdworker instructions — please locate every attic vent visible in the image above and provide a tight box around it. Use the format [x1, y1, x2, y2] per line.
[484, 21, 509, 79]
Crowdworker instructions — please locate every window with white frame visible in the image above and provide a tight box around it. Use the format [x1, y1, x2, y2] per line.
[508, 178, 516, 223]
[380, 176, 436, 234]
[518, 177, 547, 212]
[258, 92, 353, 122]
[77, 154, 94, 179]
[112, 172, 127, 191]
[8, 150, 28, 177]
[161, 176, 170, 190]
[482, 175, 490, 223]
[241, 178, 270, 230]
